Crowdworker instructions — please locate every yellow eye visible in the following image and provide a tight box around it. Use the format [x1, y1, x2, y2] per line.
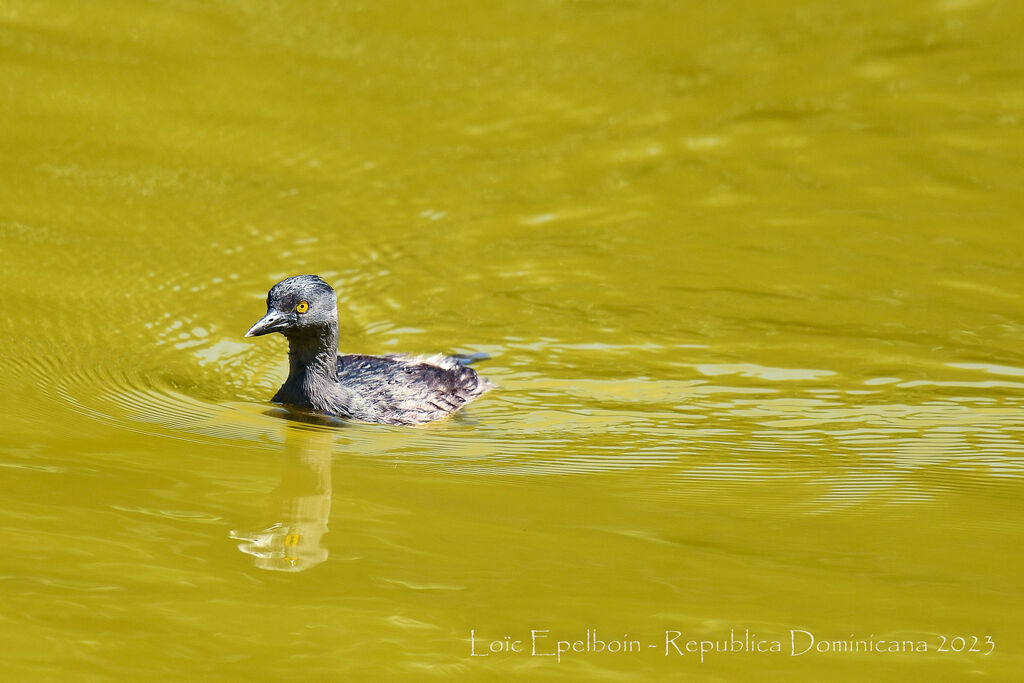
[296, 301, 309, 314]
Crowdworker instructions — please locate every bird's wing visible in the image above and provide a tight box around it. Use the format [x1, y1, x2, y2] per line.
[337, 354, 490, 424]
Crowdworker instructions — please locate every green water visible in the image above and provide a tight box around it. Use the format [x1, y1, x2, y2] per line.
[2, 0, 1023, 680]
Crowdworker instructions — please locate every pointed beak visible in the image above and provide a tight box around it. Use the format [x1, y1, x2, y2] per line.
[245, 311, 290, 337]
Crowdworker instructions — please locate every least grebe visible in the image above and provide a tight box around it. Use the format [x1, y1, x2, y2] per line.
[245, 275, 490, 425]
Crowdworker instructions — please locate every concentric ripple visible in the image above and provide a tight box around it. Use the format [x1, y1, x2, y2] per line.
[19, 306, 1024, 503]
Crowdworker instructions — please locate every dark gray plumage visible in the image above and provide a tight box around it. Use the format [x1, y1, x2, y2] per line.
[245, 275, 490, 425]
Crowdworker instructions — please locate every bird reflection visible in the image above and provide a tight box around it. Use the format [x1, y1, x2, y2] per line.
[229, 409, 341, 572]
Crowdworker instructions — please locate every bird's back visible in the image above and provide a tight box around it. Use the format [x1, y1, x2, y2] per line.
[336, 353, 490, 425]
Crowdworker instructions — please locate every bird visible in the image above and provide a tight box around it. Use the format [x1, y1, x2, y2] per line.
[244, 275, 490, 425]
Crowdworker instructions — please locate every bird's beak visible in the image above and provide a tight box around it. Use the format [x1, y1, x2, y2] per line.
[245, 311, 290, 337]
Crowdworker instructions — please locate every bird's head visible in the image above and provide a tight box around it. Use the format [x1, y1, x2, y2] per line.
[245, 275, 338, 341]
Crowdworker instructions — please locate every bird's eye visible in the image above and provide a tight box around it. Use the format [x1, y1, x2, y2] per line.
[296, 301, 309, 314]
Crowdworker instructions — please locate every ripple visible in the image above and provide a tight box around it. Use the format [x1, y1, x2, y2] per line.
[10, 263, 1024, 497]
[691, 363, 836, 381]
[53, 363, 284, 446]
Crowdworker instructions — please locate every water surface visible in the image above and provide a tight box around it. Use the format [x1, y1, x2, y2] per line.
[1, 0, 1023, 679]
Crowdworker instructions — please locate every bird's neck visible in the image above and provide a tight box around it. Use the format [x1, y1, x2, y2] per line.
[284, 325, 339, 388]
